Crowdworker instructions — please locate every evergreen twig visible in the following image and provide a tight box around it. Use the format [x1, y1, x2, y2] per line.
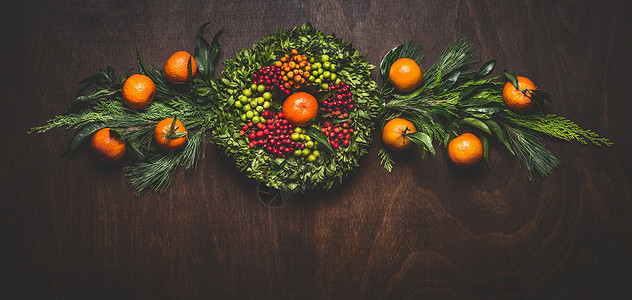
[501, 112, 614, 146]
[502, 124, 560, 180]
[377, 38, 612, 178]
[30, 26, 223, 195]
[378, 148, 395, 173]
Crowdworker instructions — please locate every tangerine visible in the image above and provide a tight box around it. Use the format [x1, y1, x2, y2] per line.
[164, 51, 198, 84]
[282, 92, 319, 127]
[122, 74, 156, 110]
[389, 58, 423, 93]
[502, 76, 536, 112]
[381, 118, 417, 152]
[154, 118, 188, 151]
[448, 133, 483, 168]
[91, 128, 126, 163]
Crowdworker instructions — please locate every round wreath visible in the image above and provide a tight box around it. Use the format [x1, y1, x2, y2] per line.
[212, 23, 380, 193]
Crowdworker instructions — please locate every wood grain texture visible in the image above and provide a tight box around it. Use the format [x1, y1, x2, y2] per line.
[1, 0, 631, 298]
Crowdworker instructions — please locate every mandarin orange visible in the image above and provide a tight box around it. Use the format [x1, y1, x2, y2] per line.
[282, 92, 319, 127]
[154, 118, 188, 151]
[389, 58, 423, 93]
[122, 74, 156, 110]
[502, 76, 537, 112]
[164, 51, 197, 84]
[381, 118, 417, 152]
[91, 128, 126, 163]
[448, 133, 484, 168]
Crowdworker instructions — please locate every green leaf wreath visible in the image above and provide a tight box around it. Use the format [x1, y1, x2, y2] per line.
[211, 23, 380, 193]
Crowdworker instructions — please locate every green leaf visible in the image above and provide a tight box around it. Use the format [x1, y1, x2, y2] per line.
[475, 59, 496, 80]
[137, 49, 149, 76]
[225, 95, 235, 107]
[106, 66, 115, 79]
[303, 126, 334, 153]
[503, 70, 519, 90]
[392, 82, 426, 100]
[127, 140, 148, 162]
[194, 22, 212, 78]
[59, 122, 105, 158]
[195, 24, 223, 81]
[479, 134, 490, 165]
[459, 117, 491, 135]
[78, 70, 107, 86]
[380, 45, 402, 81]
[485, 120, 515, 155]
[313, 89, 334, 103]
[443, 129, 457, 148]
[377, 93, 386, 114]
[441, 70, 461, 91]
[206, 29, 223, 79]
[458, 84, 482, 102]
[76, 82, 97, 100]
[530, 89, 551, 102]
[531, 95, 545, 111]
[330, 118, 350, 124]
[458, 83, 495, 103]
[406, 131, 435, 155]
[187, 56, 193, 83]
[421, 148, 429, 159]
[463, 107, 502, 119]
[501, 113, 613, 146]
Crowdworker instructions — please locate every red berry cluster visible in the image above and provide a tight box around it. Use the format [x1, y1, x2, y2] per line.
[240, 111, 305, 158]
[320, 121, 353, 149]
[322, 82, 354, 112]
[252, 65, 292, 96]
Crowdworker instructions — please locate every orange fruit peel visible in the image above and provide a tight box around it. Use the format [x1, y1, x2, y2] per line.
[382, 118, 417, 152]
[164, 51, 198, 84]
[91, 128, 126, 163]
[388, 58, 423, 93]
[502, 76, 536, 112]
[448, 133, 484, 168]
[154, 118, 188, 151]
[282, 92, 319, 127]
[122, 74, 156, 110]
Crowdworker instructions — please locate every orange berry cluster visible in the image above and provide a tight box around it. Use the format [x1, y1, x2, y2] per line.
[274, 49, 312, 90]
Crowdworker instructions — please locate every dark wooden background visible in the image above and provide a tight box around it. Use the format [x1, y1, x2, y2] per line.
[2, 0, 631, 298]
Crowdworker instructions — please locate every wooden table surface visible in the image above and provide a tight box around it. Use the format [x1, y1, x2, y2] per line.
[2, 0, 631, 298]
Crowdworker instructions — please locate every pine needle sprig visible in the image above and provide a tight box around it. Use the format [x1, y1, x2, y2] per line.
[501, 123, 560, 180]
[421, 38, 478, 95]
[144, 65, 172, 96]
[124, 130, 205, 195]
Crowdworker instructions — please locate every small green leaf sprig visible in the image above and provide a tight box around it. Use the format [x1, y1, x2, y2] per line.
[29, 23, 223, 195]
[378, 38, 613, 179]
